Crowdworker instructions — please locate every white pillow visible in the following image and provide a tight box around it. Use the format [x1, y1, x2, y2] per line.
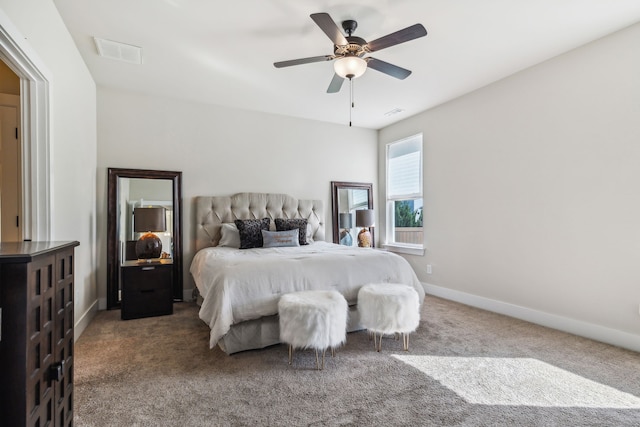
[306, 223, 314, 244]
[218, 223, 241, 248]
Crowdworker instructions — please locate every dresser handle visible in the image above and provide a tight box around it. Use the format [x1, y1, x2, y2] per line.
[49, 360, 65, 381]
[141, 266, 156, 271]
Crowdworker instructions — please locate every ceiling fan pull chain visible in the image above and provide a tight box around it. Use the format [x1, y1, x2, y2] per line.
[349, 77, 353, 127]
[351, 77, 355, 108]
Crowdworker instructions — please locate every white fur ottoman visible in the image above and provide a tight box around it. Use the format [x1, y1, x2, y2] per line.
[278, 290, 348, 370]
[357, 283, 420, 352]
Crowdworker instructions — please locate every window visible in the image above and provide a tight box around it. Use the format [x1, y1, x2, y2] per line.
[385, 134, 423, 254]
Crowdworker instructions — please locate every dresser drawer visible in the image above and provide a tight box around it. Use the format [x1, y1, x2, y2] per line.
[121, 263, 173, 320]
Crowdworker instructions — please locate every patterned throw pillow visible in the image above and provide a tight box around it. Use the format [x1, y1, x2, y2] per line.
[261, 229, 300, 248]
[274, 218, 308, 246]
[234, 218, 270, 249]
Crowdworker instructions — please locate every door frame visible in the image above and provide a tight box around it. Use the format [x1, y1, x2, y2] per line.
[0, 10, 51, 241]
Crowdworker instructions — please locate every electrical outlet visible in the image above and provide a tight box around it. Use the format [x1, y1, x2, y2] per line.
[427, 264, 432, 274]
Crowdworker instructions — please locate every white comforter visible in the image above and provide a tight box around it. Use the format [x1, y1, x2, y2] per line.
[190, 241, 425, 348]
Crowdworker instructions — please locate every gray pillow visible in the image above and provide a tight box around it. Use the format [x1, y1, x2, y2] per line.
[234, 218, 270, 249]
[274, 218, 308, 246]
[261, 229, 300, 248]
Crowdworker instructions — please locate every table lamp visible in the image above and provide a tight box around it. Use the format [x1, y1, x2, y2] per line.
[134, 206, 166, 260]
[355, 209, 374, 248]
[339, 212, 353, 246]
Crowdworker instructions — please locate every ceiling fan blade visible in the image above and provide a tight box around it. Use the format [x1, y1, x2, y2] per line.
[310, 13, 348, 46]
[366, 58, 412, 80]
[366, 24, 427, 52]
[327, 73, 344, 93]
[274, 55, 333, 68]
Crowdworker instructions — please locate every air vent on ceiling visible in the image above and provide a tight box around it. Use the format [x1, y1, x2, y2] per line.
[384, 108, 405, 117]
[93, 37, 143, 64]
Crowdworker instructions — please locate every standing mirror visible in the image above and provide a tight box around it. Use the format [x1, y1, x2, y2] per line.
[331, 181, 374, 247]
[107, 168, 183, 309]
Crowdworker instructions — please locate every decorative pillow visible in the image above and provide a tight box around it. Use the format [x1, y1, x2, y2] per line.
[274, 218, 308, 246]
[218, 223, 241, 248]
[234, 218, 270, 249]
[261, 229, 300, 248]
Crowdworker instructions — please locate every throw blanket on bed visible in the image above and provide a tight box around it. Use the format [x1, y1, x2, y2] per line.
[190, 241, 425, 348]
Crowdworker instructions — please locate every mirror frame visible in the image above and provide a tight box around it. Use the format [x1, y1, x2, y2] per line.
[107, 168, 183, 309]
[331, 181, 374, 247]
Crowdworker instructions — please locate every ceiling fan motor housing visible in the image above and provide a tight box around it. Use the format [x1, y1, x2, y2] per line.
[334, 36, 367, 57]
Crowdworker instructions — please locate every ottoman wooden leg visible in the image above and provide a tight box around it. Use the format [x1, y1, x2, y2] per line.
[315, 349, 327, 371]
[373, 332, 383, 352]
[403, 333, 410, 351]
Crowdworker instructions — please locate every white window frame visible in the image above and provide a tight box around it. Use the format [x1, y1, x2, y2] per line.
[384, 133, 424, 256]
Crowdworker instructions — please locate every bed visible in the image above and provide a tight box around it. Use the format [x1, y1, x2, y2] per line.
[191, 192, 425, 354]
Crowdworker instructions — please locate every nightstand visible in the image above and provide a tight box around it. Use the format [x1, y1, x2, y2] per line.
[121, 259, 173, 320]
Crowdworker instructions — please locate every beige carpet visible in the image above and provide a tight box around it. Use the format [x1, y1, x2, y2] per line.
[74, 296, 640, 426]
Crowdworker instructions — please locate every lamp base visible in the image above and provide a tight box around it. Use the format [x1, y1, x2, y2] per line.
[339, 229, 353, 246]
[357, 228, 371, 248]
[135, 232, 162, 259]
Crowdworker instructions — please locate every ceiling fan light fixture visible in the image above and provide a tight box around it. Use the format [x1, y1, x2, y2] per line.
[333, 56, 367, 79]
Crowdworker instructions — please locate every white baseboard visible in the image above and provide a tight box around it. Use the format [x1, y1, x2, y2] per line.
[74, 299, 98, 341]
[423, 283, 640, 353]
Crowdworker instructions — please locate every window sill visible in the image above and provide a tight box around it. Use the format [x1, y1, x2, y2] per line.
[382, 243, 425, 256]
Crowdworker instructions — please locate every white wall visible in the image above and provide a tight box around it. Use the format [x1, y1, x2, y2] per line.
[0, 1, 98, 337]
[96, 87, 377, 303]
[379, 23, 640, 351]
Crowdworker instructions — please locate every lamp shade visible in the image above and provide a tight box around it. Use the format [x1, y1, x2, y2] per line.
[333, 56, 367, 79]
[339, 212, 352, 229]
[134, 207, 166, 232]
[355, 209, 375, 228]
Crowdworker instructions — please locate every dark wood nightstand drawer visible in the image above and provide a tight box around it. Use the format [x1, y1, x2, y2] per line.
[121, 263, 173, 320]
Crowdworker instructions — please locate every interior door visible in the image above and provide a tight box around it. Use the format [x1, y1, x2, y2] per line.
[0, 97, 21, 242]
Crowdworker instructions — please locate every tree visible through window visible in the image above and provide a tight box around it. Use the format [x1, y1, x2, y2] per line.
[395, 200, 423, 227]
[386, 134, 423, 247]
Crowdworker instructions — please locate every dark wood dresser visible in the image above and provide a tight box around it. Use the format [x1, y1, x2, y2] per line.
[0, 241, 79, 427]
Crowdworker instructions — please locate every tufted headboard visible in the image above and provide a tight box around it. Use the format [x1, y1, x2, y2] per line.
[195, 192, 325, 251]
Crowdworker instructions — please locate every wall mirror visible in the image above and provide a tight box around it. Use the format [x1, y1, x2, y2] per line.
[331, 181, 374, 247]
[107, 168, 183, 309]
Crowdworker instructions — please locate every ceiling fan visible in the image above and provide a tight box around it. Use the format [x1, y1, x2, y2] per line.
[274, 12, 427, 93]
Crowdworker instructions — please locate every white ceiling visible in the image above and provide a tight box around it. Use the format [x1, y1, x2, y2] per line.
[54, 0, 640, 130]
